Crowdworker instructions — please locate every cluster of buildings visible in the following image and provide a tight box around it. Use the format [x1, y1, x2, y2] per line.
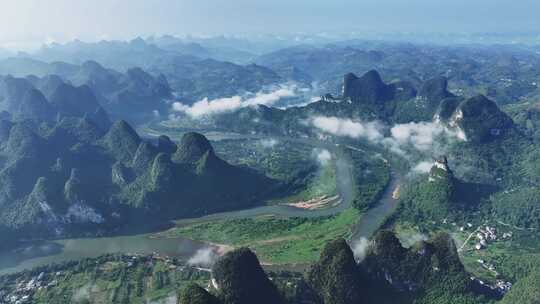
[439, 220, 516, 296]
[469, 226, 513, 296]
[493, 280, 513, 294]
[474, 225, 512, 250]
[1, 271, 60, 304]
[0, 253, 189, 304]
[472, 276, 513, 296]
[123, 252, 182, 272]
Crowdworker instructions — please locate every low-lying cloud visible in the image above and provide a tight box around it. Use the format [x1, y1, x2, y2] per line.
[412, 161, 434, 173]
[313, 148, 332, 166]
[398, 232, 429, 248]
[311, 116, 462, 157]
[311, 116, 383, 141]
[172, 84, 298, 118]
[351, 237, 370, 261]
[259, 138, 279, 148]
[187, 247, 219, 267]
[385, 122, 460, 155]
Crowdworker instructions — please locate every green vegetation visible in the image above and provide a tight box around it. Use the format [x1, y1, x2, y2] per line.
[211, 248, 285, 304]
[157, 209, 360, 264]
[348, 150, 390, 211]
[307, 239, 362, 304]
[0, 254, 210, 304]
[179, 283, 221, 304]
[0, 119, 276, 241]
[491, 186, 540, 229]
[283, 160, 337, 202]
[392, 209, 540, 303]
[213, 138, 328, 195]
[504, 100, 540, 140]
[397, 174, 455, 221]
[500, 271, 540, 304]
[362, 231, 492, 304]
[451, 95, 514, 143]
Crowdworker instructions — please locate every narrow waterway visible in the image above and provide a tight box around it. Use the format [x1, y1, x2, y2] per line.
[350, 171, 401, 241]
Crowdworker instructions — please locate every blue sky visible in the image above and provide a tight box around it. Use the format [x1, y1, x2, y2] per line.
[0, 0, 538, 50]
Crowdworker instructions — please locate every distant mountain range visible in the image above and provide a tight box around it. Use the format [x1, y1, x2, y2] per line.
[210, 70, 515, 141]
[255, 43, 540, 104]
[147, 56, 285, 103]
[0, 62, 171, 123]
[0, 56, 293, 116]
[2, 39, 539, 128]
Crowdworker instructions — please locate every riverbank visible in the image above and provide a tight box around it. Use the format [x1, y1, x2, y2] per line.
[286, 195, 341, 210]
[155, 208, 361, 264]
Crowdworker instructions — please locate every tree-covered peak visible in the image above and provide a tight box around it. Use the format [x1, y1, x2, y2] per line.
[342, 70, 393, 106]
[174, 132, 214, 163]
[446, 95, 514, 142]
[102, 120, 141, 163]
[179, 283, 221, 304]
[211, 247, 284, 304]
[308, 238, 363, 304]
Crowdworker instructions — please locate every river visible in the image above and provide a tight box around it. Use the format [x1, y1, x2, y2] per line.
[0, 133, 402, 275]
[350, 171, 401, 240]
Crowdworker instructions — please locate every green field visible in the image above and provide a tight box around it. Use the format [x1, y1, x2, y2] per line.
[392, 218, 540, 288]
[155, 208, 360, 264]
[9, 255, 210, 304]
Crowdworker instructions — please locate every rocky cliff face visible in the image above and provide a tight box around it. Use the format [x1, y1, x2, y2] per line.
[437, 95, 514, 142]
[429, 156, 455, 182]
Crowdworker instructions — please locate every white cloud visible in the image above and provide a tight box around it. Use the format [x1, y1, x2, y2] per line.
[172, 96, 243, 117]
[311, 116, 384, 141]
[384, 121, 464, 155]
[313, 148, 332, 166]
[389, 122, 446, 152]
[188, 247, 218, 267]
[172, 84, 298, 118]
[243, 86, 296, 106]
[351, 237, 370, 261]
[310, 116, 464, 175]
[397, 232, 429, 248]
[311, 116, 463, 157]
[412, 161, 434, 173]
[259, 138, 279, 148]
